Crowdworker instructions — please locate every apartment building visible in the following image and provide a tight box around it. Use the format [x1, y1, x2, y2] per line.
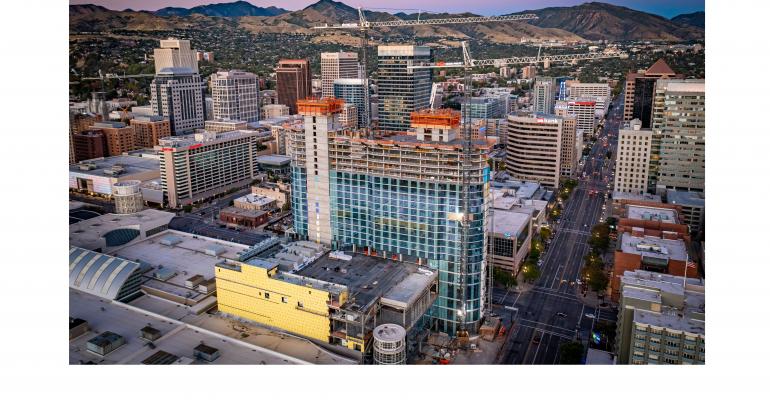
[321, 52, 359, 98]
[157, 130, 273, 208]
[615, 270, 705, 365]
[614, 119, 652, 195]
[290, 101, 490, 334]
[276, 59, 312, 115]
[130, 116, 171, 148]
[91, 122, 136, 156]
[71, 130, 108, 163]
[506, 114, 563, 188]
[211, 70, 260, 123]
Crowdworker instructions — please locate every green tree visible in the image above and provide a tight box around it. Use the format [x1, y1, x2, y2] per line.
[521, 261, 540, 282]
[559, 341, 584, 364]
[540, 227, 552, 241]
[182, 204, 193, 213]
[494, 268, 518, 288]
[582, 265, 609, 292]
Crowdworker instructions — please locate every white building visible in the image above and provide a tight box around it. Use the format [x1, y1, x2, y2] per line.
[506, 114, 563, 188]
[320, 52, 359, 98]
[211, 70, 260, 123]
[262, 104, 290, 120]
[154, 38, 198, 74]
[533, 79, 555, 114]
[555, 98, 596, 137]
[614, 119, 652, 194]
[566, 82, 611, 117]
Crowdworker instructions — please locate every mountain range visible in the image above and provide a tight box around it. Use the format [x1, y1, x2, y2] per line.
[70, 0, 704, 43]
[154, 1, 287, 17]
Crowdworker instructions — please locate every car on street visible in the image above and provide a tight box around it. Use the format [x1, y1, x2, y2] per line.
[585, 313, 596, 319]
[556, 312, 567, 318]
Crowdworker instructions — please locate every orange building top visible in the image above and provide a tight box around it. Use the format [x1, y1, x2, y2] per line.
[297, 97, 345, 116]
[410, 108, 461, 128]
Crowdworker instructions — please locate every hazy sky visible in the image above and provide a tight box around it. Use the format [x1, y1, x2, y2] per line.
[70, 0, 705, 18]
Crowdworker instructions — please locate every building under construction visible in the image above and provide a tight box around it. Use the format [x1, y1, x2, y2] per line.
[289, 99, 492, 335]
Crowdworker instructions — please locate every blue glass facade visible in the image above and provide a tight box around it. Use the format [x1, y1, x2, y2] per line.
[290, 166, 308, 237]
[326, 171, 487, 334]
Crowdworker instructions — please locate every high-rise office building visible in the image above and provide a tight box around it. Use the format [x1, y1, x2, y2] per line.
[290, 100, 490, 334]
[157, 130, 273, 208]
[555, 98, 596, 137]
[150, 68, 207, 135]
[623, 59, 680, 127]
[333, 78, 368, 129]
[377, 45, 432, 133]
[506, 114, 564, 188]
[211, 70, 260, 123]
[276, 59, 312, 115]
[614, 119, 652, 195]
[130, 116, 171, 148]
[154, 38, 198, 74]
[461, 97, 504, 120]
[650, 80, 705, 193]
[321, 52, 359, 98]
[533, 77, 556, 114]
[558, 115, 579, 177]
[615, 270, 705, 365]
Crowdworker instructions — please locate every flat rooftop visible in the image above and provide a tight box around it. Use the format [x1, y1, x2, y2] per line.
[491, 209, 530, 236]
[220, 206, 268, 218]
[586, 348, 615, 365]
[612, 191, 662, 203]
[69, 209, 176, 250]
[619, 233, 688, 262]
[667, 189, 705, 208]
[69, 289, 300, 365]
[234, 193, 275, 207]
[627, 205, 677, 223]
[634, 308, 705, 335]
[169, 216, 272, 246]
[256, 154, 292, 166]
[69, 155, 160, 178]
[295, 252, 435, 312]
[113, 230, 248, 300]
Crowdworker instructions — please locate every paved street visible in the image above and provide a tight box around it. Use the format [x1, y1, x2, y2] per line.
[495, 94, 623, 364]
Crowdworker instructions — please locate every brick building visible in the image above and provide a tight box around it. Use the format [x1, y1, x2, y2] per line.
[130, 116, 171, 148]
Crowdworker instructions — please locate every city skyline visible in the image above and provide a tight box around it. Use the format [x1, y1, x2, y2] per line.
[69, 0, 705, 19]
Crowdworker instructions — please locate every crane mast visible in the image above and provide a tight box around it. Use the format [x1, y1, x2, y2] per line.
[313, 10, 538, 134]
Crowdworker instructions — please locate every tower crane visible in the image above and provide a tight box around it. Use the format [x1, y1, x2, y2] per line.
[312, 8, 538, 132]
[408, 41, 627, 328]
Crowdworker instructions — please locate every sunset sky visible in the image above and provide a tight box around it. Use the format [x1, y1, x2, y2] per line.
[70, 0, 705, 18]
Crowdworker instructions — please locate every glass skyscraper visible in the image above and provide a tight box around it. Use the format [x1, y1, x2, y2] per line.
[376, 45, 433, 133]
[290, 101, 490, 335]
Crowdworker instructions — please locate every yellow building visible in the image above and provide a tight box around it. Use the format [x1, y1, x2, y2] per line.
[215, 252, 438, 358]
[215, 258, 348, 343]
